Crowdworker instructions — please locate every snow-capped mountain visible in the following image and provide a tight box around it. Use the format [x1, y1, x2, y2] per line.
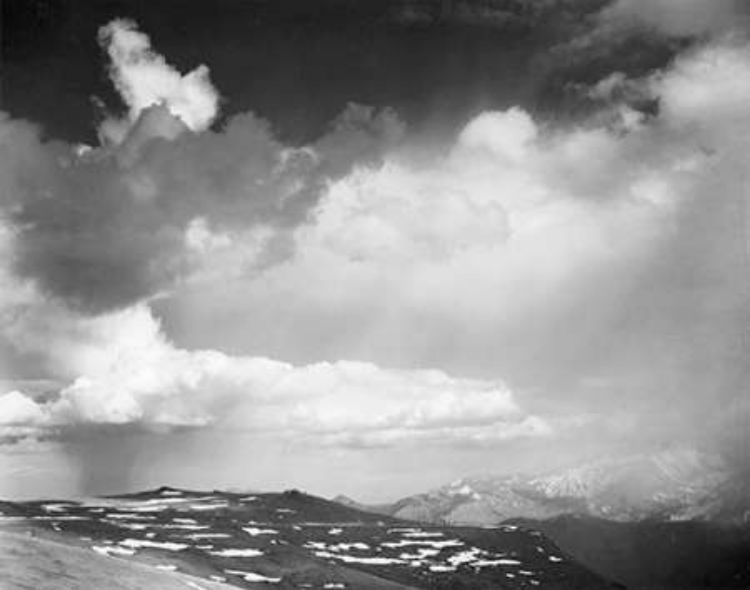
[348, 448, 746, 525]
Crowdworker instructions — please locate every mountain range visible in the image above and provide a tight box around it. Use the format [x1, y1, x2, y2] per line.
[336, 448, 748, 525]
[332, 448, 750, 589]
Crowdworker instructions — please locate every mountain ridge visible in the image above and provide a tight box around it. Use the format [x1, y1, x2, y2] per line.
[0, 486, 618, 589]
[334, 448, 748, 526]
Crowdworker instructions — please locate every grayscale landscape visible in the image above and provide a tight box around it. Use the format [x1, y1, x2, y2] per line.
[2, 1, 749, 588]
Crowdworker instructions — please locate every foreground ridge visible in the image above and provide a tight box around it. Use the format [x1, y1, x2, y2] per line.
[0, 487, 619, 589]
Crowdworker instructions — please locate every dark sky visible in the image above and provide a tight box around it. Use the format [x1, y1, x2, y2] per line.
[2, 0, 674, 144]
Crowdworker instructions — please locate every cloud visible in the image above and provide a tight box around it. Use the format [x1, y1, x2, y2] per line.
[0, 302, 548, 448]
[599, 0, 749, 38]
[0, 391, 46, 426]
[533, 0, 749, 112]
[2, 20, 403, 314]
[152, 36, 750, 466]
[1, 189, 541, 446]
[195, 76, 692, 373]
[653, 39, 750, 132]
[0, 389, 48, 444]
[97, 18, 220, 144]
[2, 16, 750, 495]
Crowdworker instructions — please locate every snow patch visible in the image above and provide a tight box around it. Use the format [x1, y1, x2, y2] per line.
[120, 538, 187, 551]
[474, 558, 521, 567]
[92, 545, 135, 557]
[225, 569, 281, 583]
[382, 539, 463, 549]
[243, 527, 278, 536]
[42, 503, 72, 512]
[210, 548, 264, 557]
[106, 513, 157, 520]
[403, 531, 444, 538]
[313, 551, 405, 565]
[190, 503, 228, 511]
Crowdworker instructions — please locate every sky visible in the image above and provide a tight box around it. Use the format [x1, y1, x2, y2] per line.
[1, 0, 749, 502]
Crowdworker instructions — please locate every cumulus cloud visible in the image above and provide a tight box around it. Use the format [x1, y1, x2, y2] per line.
[154, 35, 750, 463]
[0, 391, 46, 426]
[97, 19, 220, 144]
[0, 301, 548, 448]
[3, 20, 403, 314]
[194, 66, 703, 374]
[15, 35, 747, 445]
[653, 39, 750, 132]
[2, 15, 750, 495]
[0, 389, 48, 444]
[2, 196, 538, 447]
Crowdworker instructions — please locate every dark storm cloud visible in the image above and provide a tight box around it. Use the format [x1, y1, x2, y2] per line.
[7, 105, 402, 313]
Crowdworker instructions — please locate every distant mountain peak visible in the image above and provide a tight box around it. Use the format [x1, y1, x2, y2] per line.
[340, 447, 745, 526]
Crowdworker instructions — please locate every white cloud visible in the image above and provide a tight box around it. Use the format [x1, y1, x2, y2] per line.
[14, 26, 744, 448]
[0, 391, 46, 426]
[230, 81, 701, 364]
[1, 300, 548, 448]
[2, 21, 750, 496]
[98, 19, 220, 144]
[153, 38, 750, 461]
[457, 108, 538, 162]
[654, 40, 750, 134]
[0, 389, 48, 442]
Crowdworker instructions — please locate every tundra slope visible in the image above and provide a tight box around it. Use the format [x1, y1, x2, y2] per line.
[0, 486, 617, 589]
[0, 530, 237, 590]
